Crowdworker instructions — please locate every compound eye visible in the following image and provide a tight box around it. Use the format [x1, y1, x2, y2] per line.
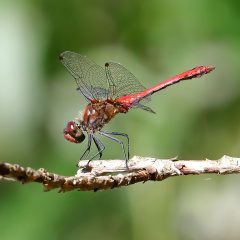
[64, 121, 76, 135]
[63, 121, 85, 143]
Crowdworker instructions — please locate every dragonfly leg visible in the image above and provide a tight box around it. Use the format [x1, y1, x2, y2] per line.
[93, 136, 102, 160]
[77, 134, 92, 166]
[99, 131, 129, 171]
[86, 134, 105, 166]
[100, 131, 130, 160]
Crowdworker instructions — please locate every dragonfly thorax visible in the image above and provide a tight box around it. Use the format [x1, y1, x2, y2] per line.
[81, 100, 125, 132]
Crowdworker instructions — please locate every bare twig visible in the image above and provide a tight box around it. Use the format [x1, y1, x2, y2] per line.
[0, 155, 239, 193]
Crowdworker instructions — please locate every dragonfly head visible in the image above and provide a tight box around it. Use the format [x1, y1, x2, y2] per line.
[63, 121, 85, 143]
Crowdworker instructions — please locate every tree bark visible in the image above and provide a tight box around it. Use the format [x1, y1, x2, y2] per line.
[0, 155, 239, 192]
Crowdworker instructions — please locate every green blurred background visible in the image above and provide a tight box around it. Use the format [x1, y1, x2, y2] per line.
[1, 0, 240, 239]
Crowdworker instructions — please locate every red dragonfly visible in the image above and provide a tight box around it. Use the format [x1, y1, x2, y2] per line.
[60, 51, 214, 170]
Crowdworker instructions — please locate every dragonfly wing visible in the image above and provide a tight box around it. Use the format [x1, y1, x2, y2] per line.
[105, 62, 151, 103]
[76, 87, 108, 102]
[60, 51, 108, 100]
[133, 103, 156, 114]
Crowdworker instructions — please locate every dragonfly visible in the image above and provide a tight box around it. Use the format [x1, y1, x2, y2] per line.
[60, 51, 215, 170]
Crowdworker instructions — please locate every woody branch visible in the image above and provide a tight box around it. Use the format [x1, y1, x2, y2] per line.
[0, 155, 239, 193]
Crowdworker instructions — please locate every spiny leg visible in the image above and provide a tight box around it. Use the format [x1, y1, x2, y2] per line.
[100, 131, 130, 160]
[93, 136, 102, 160]
[77, 134, 92, 166]
[99, 131, 129, 171]
[86, 134, 105, 166]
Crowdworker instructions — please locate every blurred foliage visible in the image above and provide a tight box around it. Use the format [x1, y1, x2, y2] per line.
[1, 0, 240, 239]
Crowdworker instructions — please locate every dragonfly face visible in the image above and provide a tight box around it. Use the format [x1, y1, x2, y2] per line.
[63, 121, 85, 143]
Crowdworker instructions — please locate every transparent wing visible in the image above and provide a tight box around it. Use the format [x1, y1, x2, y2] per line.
[60, 51, 108, 100]
[105, 62, 151, 104]
[132, 103, 156, 114]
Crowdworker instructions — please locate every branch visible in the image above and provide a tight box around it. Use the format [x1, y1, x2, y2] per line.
[0, 155, 239, 193]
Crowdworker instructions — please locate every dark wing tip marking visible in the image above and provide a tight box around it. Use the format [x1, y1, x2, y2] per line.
[59, 54, 63, 61]
[105, 62, 110, 67]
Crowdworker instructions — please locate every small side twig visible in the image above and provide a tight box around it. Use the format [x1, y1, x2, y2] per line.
[0, 155, 239, 193]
